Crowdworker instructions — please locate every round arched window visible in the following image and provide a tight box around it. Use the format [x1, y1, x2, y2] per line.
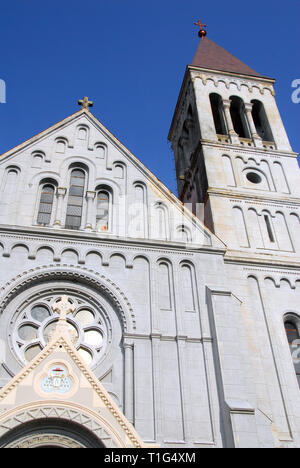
[284, 316, 300, 389]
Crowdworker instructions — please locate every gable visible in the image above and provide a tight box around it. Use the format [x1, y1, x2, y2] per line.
[0, 109, 224, 249]
[0, 330, 147, 448]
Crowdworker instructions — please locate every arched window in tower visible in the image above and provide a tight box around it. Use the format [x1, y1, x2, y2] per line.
[96, 189, 110, 232]
[37, 184, 55, 226]
[184, 105, 196, 145]
[65, 169, 86, 230]
[284, 318, 300, 389]
[229, 96, 250, 139]
[263, 213, 275, 244]
[177, 141, 185, 176]
[209, 93, 227, 135]
[251, 100, 274, 142]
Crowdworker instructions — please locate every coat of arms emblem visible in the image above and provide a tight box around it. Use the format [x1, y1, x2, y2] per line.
[42, 365, 72, 394]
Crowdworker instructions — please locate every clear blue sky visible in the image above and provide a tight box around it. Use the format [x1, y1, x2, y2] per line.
[0, 0, 299, 195]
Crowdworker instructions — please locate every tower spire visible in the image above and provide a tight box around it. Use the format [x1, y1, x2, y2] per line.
[191, 37, 262, 77]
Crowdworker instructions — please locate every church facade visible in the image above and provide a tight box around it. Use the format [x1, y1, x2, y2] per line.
[0, 35, 299, 449]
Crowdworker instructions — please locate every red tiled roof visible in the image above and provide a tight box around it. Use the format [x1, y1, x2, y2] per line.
[191, 37, 262, 77]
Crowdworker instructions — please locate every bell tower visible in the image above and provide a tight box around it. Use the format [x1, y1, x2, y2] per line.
[168, 29, 300, 260]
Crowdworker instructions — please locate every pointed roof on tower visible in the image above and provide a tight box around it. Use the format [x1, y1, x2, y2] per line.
[191, 37, 263, 77]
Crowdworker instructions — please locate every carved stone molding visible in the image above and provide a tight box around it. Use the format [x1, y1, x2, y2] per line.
[0, 332, 145, 448]
[0, 405, 119, 448]
[0, 231, 196, 258]
[0, 265, 136, 331]
[193, 72, 275, 96]
[5, 433, 84, 448]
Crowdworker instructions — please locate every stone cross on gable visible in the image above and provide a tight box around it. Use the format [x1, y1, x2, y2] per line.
[78, 96, 93, 110]
[52, 295, 75, 321]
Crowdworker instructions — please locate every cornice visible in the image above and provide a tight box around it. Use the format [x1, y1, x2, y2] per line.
[201, 140, 298, 158]
[0, 225, 226, 256]
[0, 265, 136, 331]
[224, 250, 300, 271]
[188, 65, 275, 84]
[207, 188, 300, 207]
[123, 332, 209, 343]
[243, 266, 300, 277]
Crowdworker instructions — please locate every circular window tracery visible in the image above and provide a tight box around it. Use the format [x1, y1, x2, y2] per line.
[12, 294, 108, 368]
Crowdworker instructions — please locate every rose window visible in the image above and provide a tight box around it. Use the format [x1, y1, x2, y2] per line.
[12, 294, 108, 367]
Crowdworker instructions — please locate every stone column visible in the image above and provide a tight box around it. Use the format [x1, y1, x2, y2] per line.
[244, 103, 263, 148]
[53, 187, 67, 227]
[223, 99, 240, 145]
[151, 334, 163, 440]
[176, 337, 188, 442]
[85, 191, 96, 230]
[124, 340, 134, 424]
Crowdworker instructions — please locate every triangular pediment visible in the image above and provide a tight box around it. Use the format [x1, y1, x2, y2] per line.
[0, 108, 224, 249]
[0, 327, 147, 448]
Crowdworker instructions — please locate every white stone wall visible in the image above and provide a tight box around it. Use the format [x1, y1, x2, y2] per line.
[0, 112, 230, 447]
[191, 70, 292, 152]
[0, 113, 214, 250]
[1, 80, 300, 447]
[0, 224, 231, 447]
[168, 64, 300, 448]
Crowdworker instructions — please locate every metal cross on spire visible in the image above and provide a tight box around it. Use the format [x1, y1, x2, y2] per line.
[194, 20, 207, 39]
[78, 96, 94, 111]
